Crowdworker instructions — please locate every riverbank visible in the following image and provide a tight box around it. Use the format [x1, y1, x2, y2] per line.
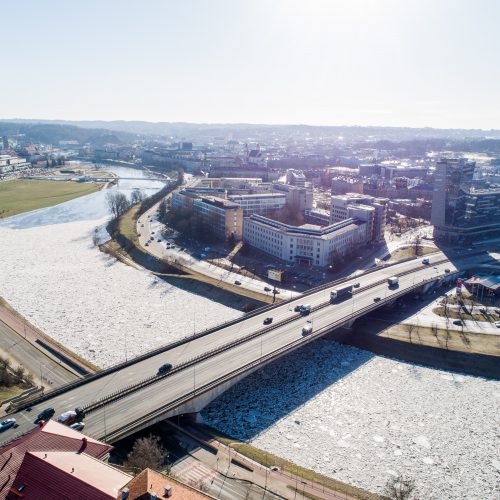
[0, 179, 102, 218]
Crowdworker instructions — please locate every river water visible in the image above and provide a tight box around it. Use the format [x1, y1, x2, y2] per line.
[0, 165, 166, 229]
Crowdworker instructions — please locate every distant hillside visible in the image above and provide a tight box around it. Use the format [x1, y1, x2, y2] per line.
[0, 121, 138, 146]
[2, 118, 500, 142]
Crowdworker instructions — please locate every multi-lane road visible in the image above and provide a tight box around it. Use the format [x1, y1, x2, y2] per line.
[0, 251, 464, 446]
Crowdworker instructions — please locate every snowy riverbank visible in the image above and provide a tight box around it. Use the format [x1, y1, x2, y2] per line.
[202, 341, 499, 500]
[0, 218, 242, 367]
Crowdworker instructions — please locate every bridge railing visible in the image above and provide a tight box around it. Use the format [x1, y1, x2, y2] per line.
[10, 253, 443, 412]
[85, 272, 445, 423]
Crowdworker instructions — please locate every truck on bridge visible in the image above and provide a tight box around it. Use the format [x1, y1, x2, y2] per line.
[330, 285, 353, 303]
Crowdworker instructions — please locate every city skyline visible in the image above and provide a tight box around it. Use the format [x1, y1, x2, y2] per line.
[2, 0, 500, 129]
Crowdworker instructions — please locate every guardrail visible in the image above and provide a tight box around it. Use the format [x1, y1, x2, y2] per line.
[97, 273, 442, 442]
[10, 253, 446, 412]
[84, 271, 444, 420]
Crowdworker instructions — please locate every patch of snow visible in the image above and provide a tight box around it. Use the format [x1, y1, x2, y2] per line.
[0, 219, 242, 367]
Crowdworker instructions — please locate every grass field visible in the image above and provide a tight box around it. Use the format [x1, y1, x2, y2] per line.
[0, 179, 102, 218]
[388, 245, 436, 262]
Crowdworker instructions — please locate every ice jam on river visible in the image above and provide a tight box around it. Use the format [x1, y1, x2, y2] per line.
[202, 342, 499, 500]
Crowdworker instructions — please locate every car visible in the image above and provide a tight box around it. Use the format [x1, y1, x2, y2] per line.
[69, 422, 85, 431]
[453, 320, 463, 326]
[479, 307, 487, 314]
[444, 268, 451, 273]
[373, 297, 381, 302]
[141, 224, 144, 227]
[353, 282, 361, 288]
[422, 258, 430, 265]
[274, 289, 281, 294]
[234, 280, 241, 285]
[157, 363, 172, 375]
[34, 407, 55, 424]
[495, 322, 500, 328]
[302, 320, 313, 335]
[263, 317, 273, 325]
[150, 236, 154, 241]
[0, 419, 17, 432]
[145, 242, 149, 246]
[57, 408, 85, 426]
[157, 239, 161, 242]
[294, 305, 301, 312]
[152, 231, 155, 235]
[264, 287, 271, 292]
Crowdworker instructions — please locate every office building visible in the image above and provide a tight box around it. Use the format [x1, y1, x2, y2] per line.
[227, 193, 286, 216]
[286, 169, 306, 187]
[330, 193, 387, 242]
[243, 214, 368, 268]
[272, 183, 313, 212]
[171, 190, 243, 241]
[431, 158, 500, 243]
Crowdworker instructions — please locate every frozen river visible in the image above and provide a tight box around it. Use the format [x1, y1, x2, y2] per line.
[0, 164, 166, 229]
[0, 165, 498, 499]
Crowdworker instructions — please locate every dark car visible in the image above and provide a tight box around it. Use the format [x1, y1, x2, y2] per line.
[0, 419, 17, 432]
[34, 407, 55, 424]
[263, 317, 273, 325]
[453, 320, 463, 326]
[157, 363, 172, 375]
[264, 287, 271, 292]
[353, 282, 361, 288]
[374, 297, 381, 302]
[157, 238, 161, 242]
[145, 242, 149, 246]
[234, 280, 242, 285]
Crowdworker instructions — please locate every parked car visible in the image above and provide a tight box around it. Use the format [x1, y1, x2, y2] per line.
[453, 320, 463, 326]
[141, 224, 144, 228]
[444, 268, 451, 273]
[34, 407, 55, 424]
[157, 238, 161, 242]
[263, 317, 273, 325]
[157, 363, 172, 375]
[0, 419, 17, 432]
[353, 282, 361, 288]
[373, 297, 381, 302]
[145, 242, 149, 246]
[495, 322, 500, 328]
[479, 307, 487, 313]
[69, 422, 85, 432]
[234, 280, 241, 285]
[264, 287, 271, 292]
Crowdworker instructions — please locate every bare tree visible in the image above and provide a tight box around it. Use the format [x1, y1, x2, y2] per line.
[106, 191, 131, 220]
[125, 435, 166, 472]
[385, 475, 416, 500]
[130, 188, 145, 205]
[412, 235, 423, 257]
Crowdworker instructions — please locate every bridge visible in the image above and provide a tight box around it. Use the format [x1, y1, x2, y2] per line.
[2, 252, 462, 445]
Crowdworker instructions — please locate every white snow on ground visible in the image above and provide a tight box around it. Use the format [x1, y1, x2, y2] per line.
[202, 341, 499, 500]
[0, 219, 242, 367]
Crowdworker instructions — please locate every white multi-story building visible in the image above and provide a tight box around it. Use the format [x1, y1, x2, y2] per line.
[228, 193, 286, 216]
[243, 214, 367, 268]
[286, 169, 306, 187]
[330, 193, 388, 242]
[0, 155, 31, 176]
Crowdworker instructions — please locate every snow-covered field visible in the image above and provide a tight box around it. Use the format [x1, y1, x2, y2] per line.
[202, 341, 500, 500]
[0, 218, 242, 367]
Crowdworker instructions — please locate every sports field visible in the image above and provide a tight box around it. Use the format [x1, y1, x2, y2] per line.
[0, 179, 101, 218]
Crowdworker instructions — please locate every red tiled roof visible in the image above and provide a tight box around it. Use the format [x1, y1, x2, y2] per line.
[0, 421, 112, 499]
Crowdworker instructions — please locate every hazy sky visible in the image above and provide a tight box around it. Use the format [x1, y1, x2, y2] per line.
[2, 0, 499, 129]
